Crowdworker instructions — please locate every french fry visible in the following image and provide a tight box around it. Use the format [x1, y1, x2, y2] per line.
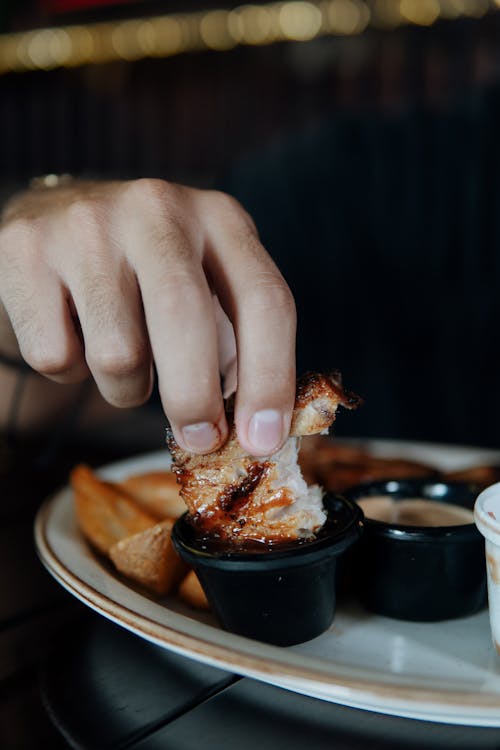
[109, 519, 188, 595]
[178, 570, 210, 610]
[120, 471, 187, 520]
[72, 465, 157, 555]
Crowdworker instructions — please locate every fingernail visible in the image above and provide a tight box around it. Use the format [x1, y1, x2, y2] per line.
[182, 422, 220, 453]
[248, 409, 283, 455]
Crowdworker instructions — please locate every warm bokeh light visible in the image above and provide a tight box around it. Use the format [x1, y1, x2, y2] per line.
[400, 0, 440, 26]
[111, 20, 145, 60]
[31, 29, 72, 69]
[438, 0, 466, 18]
[0, 0, 498, 74]
[324, 0, 371, 35]
[142, 18, 183, 58]
[200, 10, 236, 50]
[371, 0, 404, 27]
[228, 5, 276, 45]
[278, 2, 323, 41]
[65, 25, 95, 66]
[462, 0, 490, 15]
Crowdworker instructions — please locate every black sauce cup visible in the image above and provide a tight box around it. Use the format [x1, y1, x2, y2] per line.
[171, 495, 364, 646]
[344, 479, 486, 622]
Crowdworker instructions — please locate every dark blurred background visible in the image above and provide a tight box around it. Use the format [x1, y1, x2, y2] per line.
[2, 0, 500, 446]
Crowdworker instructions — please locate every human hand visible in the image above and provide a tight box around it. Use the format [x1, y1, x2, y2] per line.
[0, 179, 296, 455]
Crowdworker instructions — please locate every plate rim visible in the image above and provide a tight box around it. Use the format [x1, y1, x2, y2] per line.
[33, 439, 500, 724]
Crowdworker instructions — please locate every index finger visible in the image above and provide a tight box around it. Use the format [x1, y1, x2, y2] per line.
[126, 205, 228, 454]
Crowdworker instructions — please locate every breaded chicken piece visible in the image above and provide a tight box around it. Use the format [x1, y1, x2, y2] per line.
[166, 372, 360, 544]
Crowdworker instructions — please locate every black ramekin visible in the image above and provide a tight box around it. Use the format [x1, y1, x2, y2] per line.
[344, 479, 486, 622]
[171, 494, 364, 646]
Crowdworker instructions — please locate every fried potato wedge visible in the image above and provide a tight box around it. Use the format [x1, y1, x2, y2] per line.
[109, 519, 188, 595]
[72, 464, 157, 555]
[178, 570, 210, 610]
[120, 471, 186, 520]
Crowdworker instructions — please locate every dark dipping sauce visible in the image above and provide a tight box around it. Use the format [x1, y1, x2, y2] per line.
[171, 493, 364, 645]
[184, 509, 344, 555]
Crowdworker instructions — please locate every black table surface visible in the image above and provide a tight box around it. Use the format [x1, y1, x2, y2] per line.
[2, 416, 500, 750]
[39, 614, 500, 750]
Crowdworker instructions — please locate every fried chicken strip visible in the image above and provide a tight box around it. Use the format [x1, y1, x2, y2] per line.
[167, 372, 361, 544]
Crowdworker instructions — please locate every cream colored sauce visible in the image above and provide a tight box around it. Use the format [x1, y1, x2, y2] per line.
[356, 495, 474, 527]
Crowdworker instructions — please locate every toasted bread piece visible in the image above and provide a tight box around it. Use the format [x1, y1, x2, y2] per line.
[120, 471, 186, 520]
[71, 465, 157, 555]
[178, 570, 210, 610]
[109, 519, 187, 595]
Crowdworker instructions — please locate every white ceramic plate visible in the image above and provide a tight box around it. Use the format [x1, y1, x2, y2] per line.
[35, 440, 500, 726]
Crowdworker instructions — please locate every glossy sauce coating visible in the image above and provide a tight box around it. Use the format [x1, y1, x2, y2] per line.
[168, 372, 361, 543]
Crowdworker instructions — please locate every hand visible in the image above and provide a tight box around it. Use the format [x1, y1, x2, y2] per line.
[0, 179, 296, 455]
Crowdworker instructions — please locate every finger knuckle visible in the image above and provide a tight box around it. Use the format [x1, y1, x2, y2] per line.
[208, 190, 255, 229]
[105, 381, 151, 409]
[88, 344, 147, 379]
[145, 223, 195, 268]
[110, 395, 145, 409]
[208, 190, 241, 215]
[125, 181, 201, 263]
[128, 178, 184, 215]
[24, 346, 76, 377]
[249, 275, 296, 318]
[67, 197, 105, 236]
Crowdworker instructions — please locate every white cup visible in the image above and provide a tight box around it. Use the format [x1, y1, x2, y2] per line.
[474, 482, 500, 653]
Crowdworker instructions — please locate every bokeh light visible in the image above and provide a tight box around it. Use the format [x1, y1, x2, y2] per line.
[0, 0, 497, 74]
